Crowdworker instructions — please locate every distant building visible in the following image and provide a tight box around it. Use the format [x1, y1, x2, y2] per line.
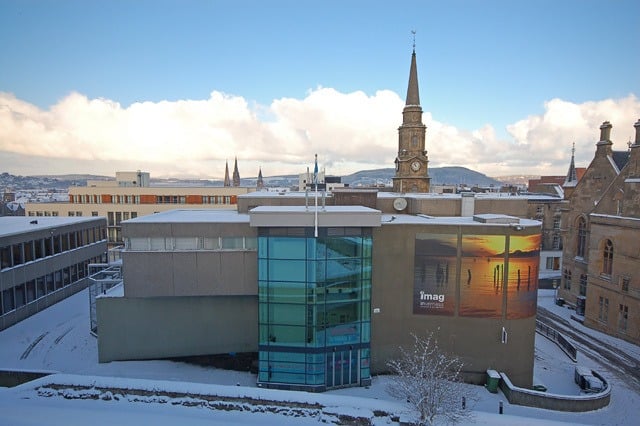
[558, 120, 640, 345]
[24, 171, 255, 248]
[0, 216, 107, 331]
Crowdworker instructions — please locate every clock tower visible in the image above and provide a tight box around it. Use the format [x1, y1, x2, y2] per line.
[392, 46, 430, 193]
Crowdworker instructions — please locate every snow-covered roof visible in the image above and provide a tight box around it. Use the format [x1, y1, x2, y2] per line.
[381, 214, 540, 227]
[124, 209, 250, 224]
[0, 216, 104, 238]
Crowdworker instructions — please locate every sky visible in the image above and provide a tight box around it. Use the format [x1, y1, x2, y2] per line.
[1, 0, 639, 179]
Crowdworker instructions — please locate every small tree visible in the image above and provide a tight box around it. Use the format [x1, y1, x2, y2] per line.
[386, 332, 476, 425]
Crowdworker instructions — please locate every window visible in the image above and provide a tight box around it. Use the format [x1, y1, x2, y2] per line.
[602, 239, 613, 276]
[618, 304, 628, 332]
[24, 241, 34, 263]
[552, 234, 561, 250]
[203, 237, 220, 250]
[553, 217, 560, 230]
[579, 274, 587, 296]
[598, 296, 608, 323]
[546, 257, 560, 270]
[563, 269, 572, 290]
[0, 246, 11, 269]
[576, 217, 587, 258]
[12, 244, 23, 266]
[621, 276, 630, 292]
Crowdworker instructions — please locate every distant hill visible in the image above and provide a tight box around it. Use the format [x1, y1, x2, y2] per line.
[341, 166, 501, 187]
[2, 166, 502, 191]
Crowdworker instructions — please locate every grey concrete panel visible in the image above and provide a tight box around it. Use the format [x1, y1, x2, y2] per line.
[97, 295, 258, 362]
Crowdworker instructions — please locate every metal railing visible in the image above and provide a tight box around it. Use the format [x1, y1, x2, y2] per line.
[536, 320, 578, 362]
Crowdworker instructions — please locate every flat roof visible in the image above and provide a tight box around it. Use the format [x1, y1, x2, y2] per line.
[250, 205, 379, 214]
[239, 190, 561, 201]
[0, 216, 103, 238]
[380, 214, 540, 228]
[250, 206, 382, 228]
[124, 209, 250, 224]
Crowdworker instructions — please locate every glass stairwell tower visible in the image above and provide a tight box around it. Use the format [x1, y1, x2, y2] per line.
[257, 225, 373, 391]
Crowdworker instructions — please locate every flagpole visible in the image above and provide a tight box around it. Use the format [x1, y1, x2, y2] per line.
[314, 154, 318, 238]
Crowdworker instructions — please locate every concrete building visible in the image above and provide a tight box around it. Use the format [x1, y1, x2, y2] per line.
[1, 216, 107, 331]
[95, 47, 546, 392]
[25, 171, 255, 248]
[558, 119, 640, 345]
[97, 207, 540, 392]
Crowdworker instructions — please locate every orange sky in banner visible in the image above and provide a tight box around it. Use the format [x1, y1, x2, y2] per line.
[509, 234, 541, 254]
[461, 235, 506, 257]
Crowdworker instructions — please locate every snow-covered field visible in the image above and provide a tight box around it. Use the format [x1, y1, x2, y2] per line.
[0, 288, 638, 425]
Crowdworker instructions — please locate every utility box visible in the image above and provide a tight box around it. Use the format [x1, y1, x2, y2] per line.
[486, 369, 500, 393]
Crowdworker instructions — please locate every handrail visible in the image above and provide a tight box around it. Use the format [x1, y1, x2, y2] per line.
[535, 320, 577, 362]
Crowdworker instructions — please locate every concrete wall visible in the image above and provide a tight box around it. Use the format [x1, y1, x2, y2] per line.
[121, 220, 257, 298]
[499, 371, 611, 412]
[97, 295, 258, 362]
[123, 251, 257, 297]
[370, 222, 538, 387]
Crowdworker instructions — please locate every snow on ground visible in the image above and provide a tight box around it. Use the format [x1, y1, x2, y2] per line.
[0, 288, 639, 425]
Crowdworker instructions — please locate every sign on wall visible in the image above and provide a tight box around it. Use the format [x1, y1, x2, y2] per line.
[413, 234, 457, 316]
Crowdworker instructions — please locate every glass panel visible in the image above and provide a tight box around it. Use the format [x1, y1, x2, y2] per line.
[174, 237, 198, 250]
[129, 238, 149, 250]
[267, 282, 306, 304]
[245, 237, 258, 250]
[149, 238, 166, 251]
[203, 237, 219, 250]
[268, 259, 306, 282]
[268, 303, 306, 326]
[268, 237, 306, 259]
[268, 324, 306, 345]
[221, 237, 244, 249]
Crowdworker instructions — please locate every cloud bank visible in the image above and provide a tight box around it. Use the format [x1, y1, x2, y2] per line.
[0, 89, 638, 179]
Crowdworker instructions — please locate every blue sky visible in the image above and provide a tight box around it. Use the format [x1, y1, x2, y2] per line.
[1, 0, 639, 178]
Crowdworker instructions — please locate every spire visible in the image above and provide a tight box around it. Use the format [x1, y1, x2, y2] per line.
[405, 33, 420, 106]
[257, 167, 264, 190]
[564, 142, 578, 186]
[232, 157, 241, 187]
[223, 160, 231, 187]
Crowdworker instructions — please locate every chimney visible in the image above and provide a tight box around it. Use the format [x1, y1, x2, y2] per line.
[596, 121, 613, 156]
[627, 119, 640, 179]
[599, 121, 612, 142]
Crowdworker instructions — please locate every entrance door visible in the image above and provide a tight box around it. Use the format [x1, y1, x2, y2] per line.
[326, 348, 359, 388]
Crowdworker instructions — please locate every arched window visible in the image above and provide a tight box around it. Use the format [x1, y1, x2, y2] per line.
[602, 239, 613, 276]
[576, 217, 587, 258]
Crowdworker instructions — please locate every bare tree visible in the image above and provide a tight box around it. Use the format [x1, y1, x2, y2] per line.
[386, 332, 476, 425]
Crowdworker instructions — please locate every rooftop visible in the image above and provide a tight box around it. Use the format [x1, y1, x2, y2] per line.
[0, 216, 104, 238]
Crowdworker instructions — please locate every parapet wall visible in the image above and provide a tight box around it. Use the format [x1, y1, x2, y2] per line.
[499, 371, 611, 412]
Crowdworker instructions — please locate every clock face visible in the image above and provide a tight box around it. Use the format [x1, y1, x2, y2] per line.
[411, 161, 421, 172]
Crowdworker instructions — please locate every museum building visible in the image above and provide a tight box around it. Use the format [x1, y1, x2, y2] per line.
[95, 47, 543, 391]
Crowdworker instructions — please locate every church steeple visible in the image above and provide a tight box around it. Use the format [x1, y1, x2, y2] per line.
[232, 157, 241, 187]
[405, 47, 420, 107]
[392, 37, 430, 194]
[223, 160, 231, 187]
[564, 143, 578, 186]
[257, 167, 264, 190]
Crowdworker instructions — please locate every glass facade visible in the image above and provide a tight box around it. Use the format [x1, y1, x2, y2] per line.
[257, 227, 372, 391]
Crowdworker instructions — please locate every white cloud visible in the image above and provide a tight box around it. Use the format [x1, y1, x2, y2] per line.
[0, 89, 638, 179]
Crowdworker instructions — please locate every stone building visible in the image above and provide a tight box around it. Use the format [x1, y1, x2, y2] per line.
[558, 119, 640, 345]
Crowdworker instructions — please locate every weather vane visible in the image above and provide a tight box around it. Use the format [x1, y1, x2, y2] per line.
[411, 30, 416, 51]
